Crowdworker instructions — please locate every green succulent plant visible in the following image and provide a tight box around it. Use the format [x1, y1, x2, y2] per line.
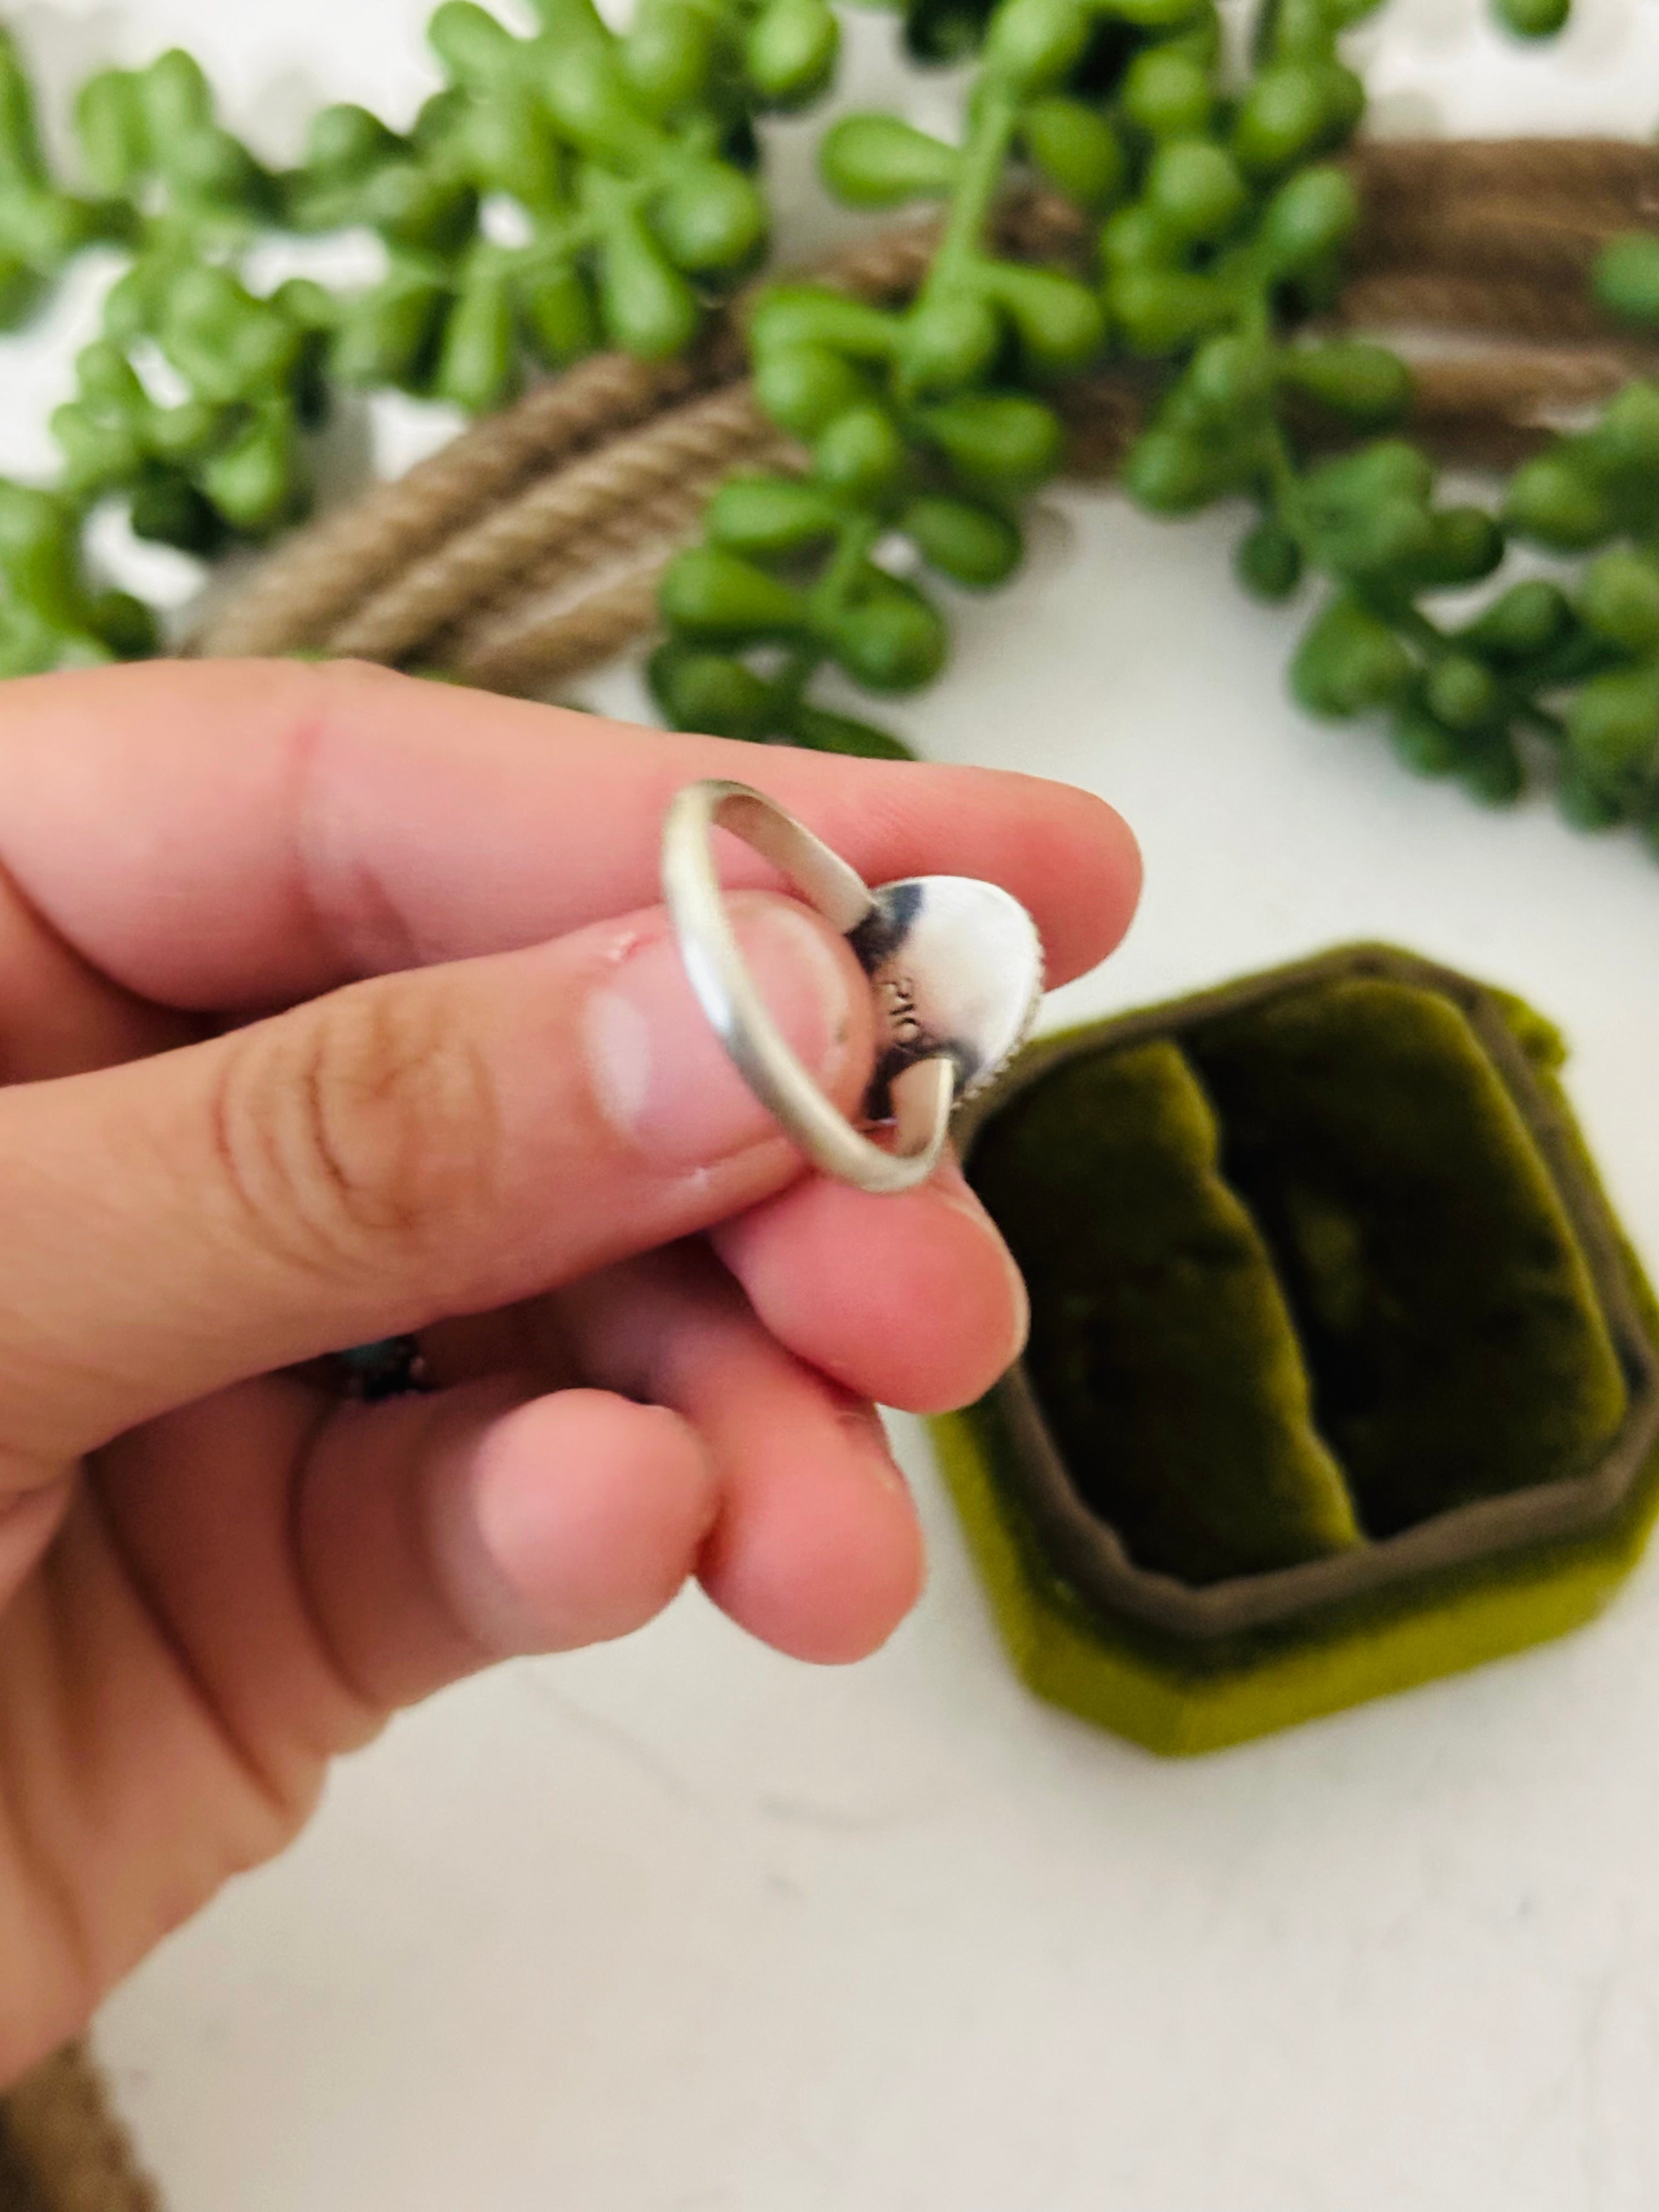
[0, 0, 820, 668]
[7, 0, 1655, 857]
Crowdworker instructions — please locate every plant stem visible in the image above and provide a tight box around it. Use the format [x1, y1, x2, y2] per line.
[809, 510, 882, 626]
[924, 81, 1019, 295]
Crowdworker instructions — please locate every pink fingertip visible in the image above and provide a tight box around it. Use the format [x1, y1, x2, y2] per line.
[699, 1421, 927, 1665]
[455, 1390, 719, 1654]
[715, 1164, 1029, 1417]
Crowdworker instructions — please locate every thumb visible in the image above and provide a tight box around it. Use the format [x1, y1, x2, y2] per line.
[0, 891, 873, 1466]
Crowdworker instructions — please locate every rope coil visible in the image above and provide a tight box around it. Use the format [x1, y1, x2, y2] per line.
[0, 2046, 158, 2212]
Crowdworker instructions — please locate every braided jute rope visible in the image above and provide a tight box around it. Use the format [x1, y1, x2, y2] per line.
[327, 380, 793, 665]
[445, 566, 672, 695]
[1354, 200, 1632, 292]
[1342, 269, 1638, 345]
[1349, 135, 1659, 217]
[0, 2046, 158, 2212]
[193, 340, 742, 660]
[439, 423, 798, 692]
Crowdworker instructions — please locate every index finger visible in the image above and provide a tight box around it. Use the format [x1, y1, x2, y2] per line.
[0, 658, 1140, 1012]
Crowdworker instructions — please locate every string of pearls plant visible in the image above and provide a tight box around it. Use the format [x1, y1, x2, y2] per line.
[0, 0, 825, 668]
[2, 0, 1659, 848]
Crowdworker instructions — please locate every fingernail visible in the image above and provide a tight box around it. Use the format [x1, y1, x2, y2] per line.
[586, 893, 862, 1168]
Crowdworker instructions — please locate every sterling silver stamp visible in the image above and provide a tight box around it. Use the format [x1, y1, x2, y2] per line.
[661, 778, 1044, 1195]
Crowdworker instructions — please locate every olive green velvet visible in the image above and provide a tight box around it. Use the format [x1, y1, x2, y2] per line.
[934, 961, 1659, 1753]
[966, 1037, 1361, 1583]
[932, 1374, 1659, 1756]
[1186, 978, 1628, 1537]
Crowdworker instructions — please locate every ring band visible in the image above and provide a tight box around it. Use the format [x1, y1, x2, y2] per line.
[661, 779, 1042, 1197]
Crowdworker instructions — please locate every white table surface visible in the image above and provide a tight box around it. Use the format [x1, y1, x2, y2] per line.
[9, 1, 1659, 2205]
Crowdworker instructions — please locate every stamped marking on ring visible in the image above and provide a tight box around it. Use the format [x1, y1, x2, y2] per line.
[661, 779, 1045, 1195]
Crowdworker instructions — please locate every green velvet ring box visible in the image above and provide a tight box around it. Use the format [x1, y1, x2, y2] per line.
[932, 944, 1659, 1756]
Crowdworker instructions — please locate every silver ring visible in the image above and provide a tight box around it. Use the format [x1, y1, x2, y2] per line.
[661, 779, 1045, 1197]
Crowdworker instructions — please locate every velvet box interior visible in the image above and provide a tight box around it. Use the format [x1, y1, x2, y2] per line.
[932, 945, 1659, 1756]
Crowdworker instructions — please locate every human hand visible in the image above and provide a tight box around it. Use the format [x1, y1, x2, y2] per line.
[0, 659, 1138, 2077]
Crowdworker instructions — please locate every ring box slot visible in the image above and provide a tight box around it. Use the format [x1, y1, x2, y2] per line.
[934, 945, 1659, 1751]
